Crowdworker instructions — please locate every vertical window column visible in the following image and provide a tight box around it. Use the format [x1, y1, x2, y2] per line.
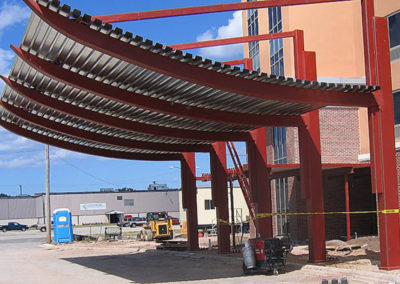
[269, 6, 288, 236]
[247, 0, 260, 72]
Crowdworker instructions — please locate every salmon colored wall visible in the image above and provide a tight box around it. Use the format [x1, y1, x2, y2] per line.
[258, 8, 270, 73]
[283, 1, 364, 79]
[374, 0, 400, 17]
[392, 61, 400, 91]
[358, 108, 370, 155]
[242, 10, 249, 60]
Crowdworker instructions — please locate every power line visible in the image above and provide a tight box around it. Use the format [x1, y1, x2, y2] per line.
[56, 156, 122, 187]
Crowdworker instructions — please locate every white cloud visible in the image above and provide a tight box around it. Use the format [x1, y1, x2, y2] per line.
[50, 148, 86, 161]
[0, 154, 43, 168]
[196, 11, 243, 60]
[0, 133, 35, 151]
[0, 2, 31, 33]
[0, 48, 14, 89]
[0, 129, 88, 169]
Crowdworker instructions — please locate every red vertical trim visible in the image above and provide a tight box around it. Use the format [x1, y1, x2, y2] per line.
[367, 17, 400, 270]
[210, 142, 230, 254]
[344, 174, 351, 241]
[247, 127, 273, 237]
[181, 153, 199, 251]
[361, 0, 380, 196]
[298, 51, 326, 263]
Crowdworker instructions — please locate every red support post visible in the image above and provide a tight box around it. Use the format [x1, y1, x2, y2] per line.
[363, 15, 400, 270]
[247, 127, 273, 237]
[344, 174, 351, 241]
[297, 51, 326, 263]
[210, 142, 230, 254]
[222, 58, 253, 70]
[181, 153, 199, 251]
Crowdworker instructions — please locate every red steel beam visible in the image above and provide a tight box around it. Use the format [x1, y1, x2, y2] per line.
[344, 174, 351, 241]
[181, 153, 200, 251]
[1, 101, 210, 153]
[222, 58, 253, 70]
[247, 127, 273, 237]
[365, 15, 400, 270]
[12, 45, 301, 129]
[297, 49, 326, 263]
[169, 32, 296, 50]
[210, 142, 230, 254]
[95, 0, 352, 23]
[25, 0, 377, 109]
[1, 76, 251, 142]
[0, 119, 181, 161]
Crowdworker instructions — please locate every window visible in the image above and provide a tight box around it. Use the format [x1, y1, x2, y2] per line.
[389, 11, 400, 49]
[247, 0, 260, 72]
[269, 7, 284, 76]
[275, 178, 289, 235]
[394, 90, 400, 125]
[273, 127, 287, 164]
[124, 199, 134, 206]
[204, 199, 215, 210]
[117, 196, 122, 200]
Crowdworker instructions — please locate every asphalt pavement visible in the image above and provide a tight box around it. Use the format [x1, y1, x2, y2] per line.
[0, 229, 46, 249]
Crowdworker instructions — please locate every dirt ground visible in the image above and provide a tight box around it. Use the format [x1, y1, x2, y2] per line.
[2, 231, 400, 284]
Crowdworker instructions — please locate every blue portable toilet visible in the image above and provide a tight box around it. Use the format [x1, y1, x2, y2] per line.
[53, 208, 73, 243]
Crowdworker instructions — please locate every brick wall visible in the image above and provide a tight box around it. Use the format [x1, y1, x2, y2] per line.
[319, 107, 361, 163]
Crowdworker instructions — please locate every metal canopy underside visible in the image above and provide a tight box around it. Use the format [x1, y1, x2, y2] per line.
[0, 0, 378, 161]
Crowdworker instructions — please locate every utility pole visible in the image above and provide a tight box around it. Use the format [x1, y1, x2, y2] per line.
[45, 145, 51, 243]
[19, 185, 22, 196]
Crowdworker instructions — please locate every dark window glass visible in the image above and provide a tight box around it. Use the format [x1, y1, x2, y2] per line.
[117, 196, 122, 200]
[394, 91, 400, 125]
[247, 0, 260, 72]
[204, 199, 215, 210]
[124, 199, 134, 206]
[389, 11, 400, 48]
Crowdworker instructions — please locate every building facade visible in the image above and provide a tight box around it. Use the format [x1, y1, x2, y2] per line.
[0, 190, 180, 226]
[242, 0, 400, 240]
[179, 186, 251, 228]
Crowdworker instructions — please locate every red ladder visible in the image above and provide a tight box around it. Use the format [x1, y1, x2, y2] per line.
[226, 142, 256, 219]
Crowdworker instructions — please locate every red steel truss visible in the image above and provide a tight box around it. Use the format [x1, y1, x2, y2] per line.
[0, 0, 396, 269]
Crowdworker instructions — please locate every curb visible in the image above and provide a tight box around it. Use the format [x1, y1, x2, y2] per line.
[302, 264, 400, 282]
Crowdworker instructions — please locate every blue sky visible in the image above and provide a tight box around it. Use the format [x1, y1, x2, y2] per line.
[0, 0, 247, 196]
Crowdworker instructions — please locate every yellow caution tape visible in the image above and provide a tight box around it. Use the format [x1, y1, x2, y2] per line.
[216, 209, 400, 226]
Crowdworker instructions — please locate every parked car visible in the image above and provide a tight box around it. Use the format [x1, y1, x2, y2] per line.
[1, 222, 29, 232]
[117, 217, 146, 227]
[33, 222, 53, 232]
[168, 217, 180, 226]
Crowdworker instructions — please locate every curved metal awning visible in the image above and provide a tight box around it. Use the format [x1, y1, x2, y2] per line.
[0, 0, 378, 161]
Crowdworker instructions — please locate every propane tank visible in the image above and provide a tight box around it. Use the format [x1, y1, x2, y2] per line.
[242, 241, 256, 269]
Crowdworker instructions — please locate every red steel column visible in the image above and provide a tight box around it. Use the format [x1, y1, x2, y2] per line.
[181, 153, 199, 251]
[364, 15, 400, 269]
[344, 174, 351, 241]
[247, 127, 273, 237]
[210, 142, 230, 253]
[298, 51, 326, 263]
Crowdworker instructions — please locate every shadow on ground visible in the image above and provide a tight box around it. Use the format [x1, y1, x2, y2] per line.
[62, 250, 302, 283]
[63, 250, 244, 283]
